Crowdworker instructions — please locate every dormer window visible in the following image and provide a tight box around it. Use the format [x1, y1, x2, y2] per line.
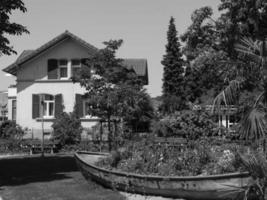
[59, 59, 68, 79]
[47, 58, 91, 80]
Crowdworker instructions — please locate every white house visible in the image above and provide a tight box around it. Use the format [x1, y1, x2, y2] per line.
[3, 30, 148, 138]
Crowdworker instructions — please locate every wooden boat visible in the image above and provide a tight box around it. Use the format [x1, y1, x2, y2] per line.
[75, 151, 252, 200]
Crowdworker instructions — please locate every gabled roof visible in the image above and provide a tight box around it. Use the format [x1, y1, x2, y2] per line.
[3, 30, 98, 76]
[3, 30, 148, 84]
[122, 58, 148, 84]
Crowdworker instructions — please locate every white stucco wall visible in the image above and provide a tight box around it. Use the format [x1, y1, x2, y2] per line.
[15, 38, 98, 138]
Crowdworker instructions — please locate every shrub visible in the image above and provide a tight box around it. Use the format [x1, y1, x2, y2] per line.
[153, 110, 217, 139]
[52, 112, 83, 146]
[0, 120, 25, 139]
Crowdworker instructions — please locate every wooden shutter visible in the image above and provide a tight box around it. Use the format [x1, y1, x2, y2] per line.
[47, 59, 58, 79]
[32, 94, 40, 119]
[81, 58, 91, 74]
[55, 94, 63, 118]
[75, 94, 83, 118]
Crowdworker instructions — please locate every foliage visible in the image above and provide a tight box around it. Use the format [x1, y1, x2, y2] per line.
[218, 0, 267, 41]
[161, 17, 185, 112]
[238, 150, 267, 200]
[0, 138, 28, 154]
[159, 95, 184, 115]
[180, 1, 266, 104]
[73, 39, 153, 150]
[152, 110, 217, 139]
[0, 120, 25, 139]
[0, 0, 29, 56]
[214, 37, 267, 142]
[181, 6, 219, 61]
[121, 87, 154, 133]
[96, 139, 246, 176]
[52, 112, 82, 146]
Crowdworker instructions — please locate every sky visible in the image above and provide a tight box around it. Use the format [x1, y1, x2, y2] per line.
[0, 0, 220, 97]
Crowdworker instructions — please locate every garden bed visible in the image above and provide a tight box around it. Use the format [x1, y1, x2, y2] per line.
[96, 138, 248, 176]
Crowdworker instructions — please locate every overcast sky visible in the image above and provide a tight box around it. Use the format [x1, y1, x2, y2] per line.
[0, 0, 220, 97]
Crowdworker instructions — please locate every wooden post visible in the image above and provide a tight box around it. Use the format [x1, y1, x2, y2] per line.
[114, 120, 117, 149]
[41, 102, 44, 157]
[100, 121, 103, 152]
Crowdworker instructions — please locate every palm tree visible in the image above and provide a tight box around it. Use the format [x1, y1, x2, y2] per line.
[213, 37, 267, 143]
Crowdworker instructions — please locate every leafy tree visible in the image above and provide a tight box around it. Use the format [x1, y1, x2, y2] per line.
[0, 0, 29, 56]
[73, 40, 153, 150]
[52, 112, 83, 146]
[218, 0, 267, 41]
[181, 7, 219, 61]
[181, 1, 266, 104]
[181, 7, 230, 103]
[161, 17, 185, 112]
[120, 86, 154, 134]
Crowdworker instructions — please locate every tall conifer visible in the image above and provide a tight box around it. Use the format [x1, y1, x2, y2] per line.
[161, 17, 185, 112]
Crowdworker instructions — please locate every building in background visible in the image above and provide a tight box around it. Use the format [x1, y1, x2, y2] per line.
[0, 91, 8, 122]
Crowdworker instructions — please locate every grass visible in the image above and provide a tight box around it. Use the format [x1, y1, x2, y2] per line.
[0, 154, 125, 200]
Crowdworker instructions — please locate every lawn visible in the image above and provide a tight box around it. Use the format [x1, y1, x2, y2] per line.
[0, 154, 125, 200]
[0, 171, 125, 200]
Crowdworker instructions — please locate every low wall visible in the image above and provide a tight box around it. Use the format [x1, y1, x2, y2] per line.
[0, 154, 77, 183]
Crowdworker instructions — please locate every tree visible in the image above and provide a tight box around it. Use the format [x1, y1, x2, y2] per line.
[120, 86, 154, 134]
[181, 2, 265, 104]
[73, 40, 153, 150]
[161, 17, 185, 113]
[52, 112, 83, 146]
[0, 0, 29, 56]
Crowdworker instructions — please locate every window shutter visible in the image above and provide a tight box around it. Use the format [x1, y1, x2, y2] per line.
[32, 94, 40, 119]
[47, 59, 58, 79]
[55, 94, 63, 118]
[81, 58, 91, 74]
[75, 94, 83, 118]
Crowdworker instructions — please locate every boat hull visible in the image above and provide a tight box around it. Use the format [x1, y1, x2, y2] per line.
[75, 151, 252, 200]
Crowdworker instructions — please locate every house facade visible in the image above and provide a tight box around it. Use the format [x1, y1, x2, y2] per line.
[3, 31, 148, 139]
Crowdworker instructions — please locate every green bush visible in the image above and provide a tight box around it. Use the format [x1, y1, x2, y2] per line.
[0, 120, 25, 139]
[153, 110, 217, 139]
[52, 112, 83, 146]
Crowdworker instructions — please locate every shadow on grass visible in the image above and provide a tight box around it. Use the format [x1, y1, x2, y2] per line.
[1, 173, 73, 186]
[0, 154, 77, 186]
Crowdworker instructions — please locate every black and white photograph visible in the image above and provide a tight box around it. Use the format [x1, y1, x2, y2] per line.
[0, 0, 267, 199]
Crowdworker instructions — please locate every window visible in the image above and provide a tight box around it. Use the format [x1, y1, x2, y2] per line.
[71, 59, 81, 77]
[58, 59, 68, 78]
[12, 100, 16, 121]
[33, 94, 63, 119]
[41, 94, 54, 118]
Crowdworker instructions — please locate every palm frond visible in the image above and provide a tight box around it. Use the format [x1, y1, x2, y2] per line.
[239, 151, 267, 180]
[235, 37, 267, 67]
[254, 92, 265, 107]
[239, 107, 267, 141]
[212, 79, 242, 113]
